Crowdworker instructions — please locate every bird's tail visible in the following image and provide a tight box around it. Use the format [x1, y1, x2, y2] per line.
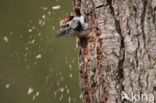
[56, 30, 66, 37]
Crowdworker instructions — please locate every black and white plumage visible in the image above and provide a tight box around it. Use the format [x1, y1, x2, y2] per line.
[56, 16, 89, 37]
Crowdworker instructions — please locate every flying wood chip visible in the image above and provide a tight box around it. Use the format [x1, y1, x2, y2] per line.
[52, 5, 61, 10]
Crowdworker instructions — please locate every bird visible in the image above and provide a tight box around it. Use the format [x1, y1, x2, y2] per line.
[56, 8, 89, 37]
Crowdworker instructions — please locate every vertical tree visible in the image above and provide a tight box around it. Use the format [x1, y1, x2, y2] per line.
[72, 0, 156, 103]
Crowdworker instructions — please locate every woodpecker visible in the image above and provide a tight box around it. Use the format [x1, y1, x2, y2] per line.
[56, 8, 89, 37]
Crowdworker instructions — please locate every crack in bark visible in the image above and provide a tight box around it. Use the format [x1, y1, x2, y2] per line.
[107, 0, 121, 35]
[141, 0, 147, 48]
[132, 0, 139, 68]
[107, 0, 125, 102]
[96, 4, 105, 9]
[135, 36, 140, 68]
[137, 0, 147, 100]
[152, 7, 156, 32]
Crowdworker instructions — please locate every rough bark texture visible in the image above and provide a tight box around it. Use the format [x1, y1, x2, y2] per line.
[73, 0, 156, 103]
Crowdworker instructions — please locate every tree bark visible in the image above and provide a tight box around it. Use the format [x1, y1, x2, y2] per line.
[73, 0, 156, 103]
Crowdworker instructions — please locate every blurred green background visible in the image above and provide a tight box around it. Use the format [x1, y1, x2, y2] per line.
[0, 0, 82, 103]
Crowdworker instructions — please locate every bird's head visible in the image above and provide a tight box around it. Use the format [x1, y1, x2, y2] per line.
[63, 16, 74, 24]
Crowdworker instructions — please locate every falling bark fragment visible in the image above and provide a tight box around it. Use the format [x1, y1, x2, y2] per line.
[5, 84, 10, 88]
[9, 32, 13, 35]
[31, 40, 35, 44]
[61, 77, 64, 81]
[38, 19, 42, 25]
[36, 54, 42, 59]
[35, 91, 39, 96]
[32, 95, 36, 100]
[28, 87, 34, 95]
[67, 89, 70, 94]
[32, 91, 39, 100]
[60, 88, 64, 92]
[54, 91, 57, 96]
[52, 5, 61, 10]
[69, 73, 73, 78]
[28, 29, 32, 33]
[69, 64, 72, 69]
[60, 94, 63, 101]
[3, 36, 8, 43]
[68, 96, 71, 103]
[32, 26, 35, 30]
[52, 26, 55, 30]
[42, 15, 46, 19]
[80, 94, 83, 99]
[48, 11, 51, 15]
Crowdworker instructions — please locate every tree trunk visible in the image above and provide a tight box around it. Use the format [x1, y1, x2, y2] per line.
[73, 0, 156, 103]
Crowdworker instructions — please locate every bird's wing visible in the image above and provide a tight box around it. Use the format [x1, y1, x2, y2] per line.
[56, 27, 76, 37]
